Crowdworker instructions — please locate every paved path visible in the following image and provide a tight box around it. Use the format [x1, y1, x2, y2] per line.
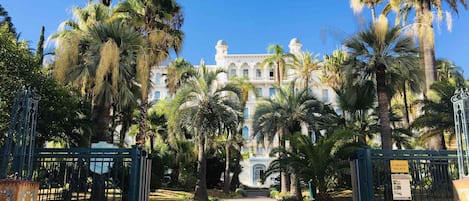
[222, 190, 276, 201]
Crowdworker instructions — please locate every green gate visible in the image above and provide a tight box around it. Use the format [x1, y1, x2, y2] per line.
[352, 148, 459, 201]
[1, 145, 151, 201]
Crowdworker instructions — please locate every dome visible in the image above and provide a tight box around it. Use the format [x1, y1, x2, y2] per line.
[289, 38, 301, 45]
[216, 40, 227, 46]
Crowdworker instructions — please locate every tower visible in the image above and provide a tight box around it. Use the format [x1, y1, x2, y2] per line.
[288, 38, 302, 55]
[215, 40, 228, 66]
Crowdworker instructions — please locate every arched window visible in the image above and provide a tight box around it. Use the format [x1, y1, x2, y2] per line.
[244, 107, 249, 119]
[242, 126, 249, 140]
[155, 73, 162, 84]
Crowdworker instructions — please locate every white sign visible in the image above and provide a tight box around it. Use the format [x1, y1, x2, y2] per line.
[391, 174, 412, 200]
[90, 141, 118, 174]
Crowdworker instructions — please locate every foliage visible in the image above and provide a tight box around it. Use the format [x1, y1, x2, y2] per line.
[0, 26, 91, 147]
[235, 188, 246, 197]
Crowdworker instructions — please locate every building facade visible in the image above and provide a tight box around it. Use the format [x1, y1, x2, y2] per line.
[149, 38, 338, 187]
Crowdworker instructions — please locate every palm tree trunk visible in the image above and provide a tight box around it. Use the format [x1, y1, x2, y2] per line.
[92, 103, 111, 143]
[403, 82, 410, 127]
[290, 147, 302, 200]
[279, 129, 289, 194]
[230, 145, 242, 190]
[223, 134, 231, 193]
[137, 100, 148, 145]
[194, 133, 209, 201]
[417, 0, 437, 95]
[376, 65, 392, 150]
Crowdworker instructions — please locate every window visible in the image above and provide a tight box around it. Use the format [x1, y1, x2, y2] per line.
[242, 126, 249, 140]
[155, 73, 161, 84]
[269, 87, 276, 97]
[322, 89, 329, 102]
[269, 68, 274, 79]
[256, 88, 262, 97]
[256, 148, 264, 155]
[230, 69, 237, 78]
[256, 69, 262, 78]
[154, 91, 161, 100]
[242, 147, 250, 153]
[244, 108, 249, 119]
[243, 69, 249, 77]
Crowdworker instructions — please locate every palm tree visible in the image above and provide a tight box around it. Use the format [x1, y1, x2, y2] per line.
[261, 44, 294, 85]
[267, 133, 360, 201]
[386, 0, 467, 94]
[253, 80, 325, 198]
[54, 21, 145, 143]
[114, 0, 184, 145]
[165, 58, 196, 97]
[226, 76, 257, 192]
[411, 80, 464, 149]
[350, 0, 384, 22]
[343, 22, 418, 150]
[291, 51, 320, 89]
[169, 65, 242, 201]
[0, 4, 16, 35]
[322, 50, 347, 90]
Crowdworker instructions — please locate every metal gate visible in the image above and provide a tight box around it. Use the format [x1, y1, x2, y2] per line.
[1, 145, 151, 201]
[351, 148, 459, 201]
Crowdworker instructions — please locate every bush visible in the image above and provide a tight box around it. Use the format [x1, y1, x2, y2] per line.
[235, 188, 246, 197]
[315, 192, 333, 201]
[269, 190, 280, 198]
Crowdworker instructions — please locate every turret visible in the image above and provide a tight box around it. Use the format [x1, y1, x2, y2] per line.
[215, 40, 228, 66]
[288, 38, 302, 55]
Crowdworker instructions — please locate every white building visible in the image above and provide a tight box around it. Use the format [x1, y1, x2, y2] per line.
[149, 38, 338, 187]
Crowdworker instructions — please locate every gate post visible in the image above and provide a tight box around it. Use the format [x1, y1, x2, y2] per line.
[129, 145, 141, 201]
[354, 147, 375, 201]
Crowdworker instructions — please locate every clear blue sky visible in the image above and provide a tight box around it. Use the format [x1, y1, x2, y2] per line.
[2, 0, 469, 76]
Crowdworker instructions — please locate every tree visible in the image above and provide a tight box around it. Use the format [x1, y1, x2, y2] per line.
[343, 20, 419, 150]
[261, 44, 294, 85]
[388, 0, 467, 94]
[54, 20, 145, 143]
[114, 0, 184, 145]
[169, 65, 242, 201]
[165, 58, 196, 97]
[322, 50, 347, 90]
[253, 80, 325, 198]
[267, 132, 360, 201]
[411, 80, 463, 150]
[0, 25, 91, 147]
[226, 76, 258, 192]
[350, 0, 384, 22]
[291, 51, 320, 89]
[0, 4, 16, 35]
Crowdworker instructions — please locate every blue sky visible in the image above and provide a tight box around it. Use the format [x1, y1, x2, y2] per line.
[2, 0, 469, 76]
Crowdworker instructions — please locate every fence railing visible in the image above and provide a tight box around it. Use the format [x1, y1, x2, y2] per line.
[0, 145, 150, 201]
[352, 148, 458, 201]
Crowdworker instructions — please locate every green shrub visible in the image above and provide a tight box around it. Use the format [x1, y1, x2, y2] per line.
[269, 190, 280, 198]
[235, 188, 246, 197]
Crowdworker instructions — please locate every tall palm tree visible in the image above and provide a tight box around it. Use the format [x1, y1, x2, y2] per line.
[343, 22, 418, 150]
[291, 51, 320, 89]
[165, 58, 196, 97]
[226, 76, 257, 192]
[114, 0, 184, 145]
[253, 80, 325, 198]
[386, 0, 467, 94]
[261, 44, 294, 85]
[350, 0, 384, 22]
[54, 21, 145, 143]
[169, 65, 242, 201]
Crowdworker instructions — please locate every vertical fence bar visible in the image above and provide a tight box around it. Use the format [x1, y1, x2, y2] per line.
[129, 145, 140, 201]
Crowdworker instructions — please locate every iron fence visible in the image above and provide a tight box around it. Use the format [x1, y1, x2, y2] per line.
[2, 145, 153, 201]
[352, 148, 458, 201]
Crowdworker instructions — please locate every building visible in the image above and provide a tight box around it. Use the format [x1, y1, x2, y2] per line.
[149, 38, 338, 187]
